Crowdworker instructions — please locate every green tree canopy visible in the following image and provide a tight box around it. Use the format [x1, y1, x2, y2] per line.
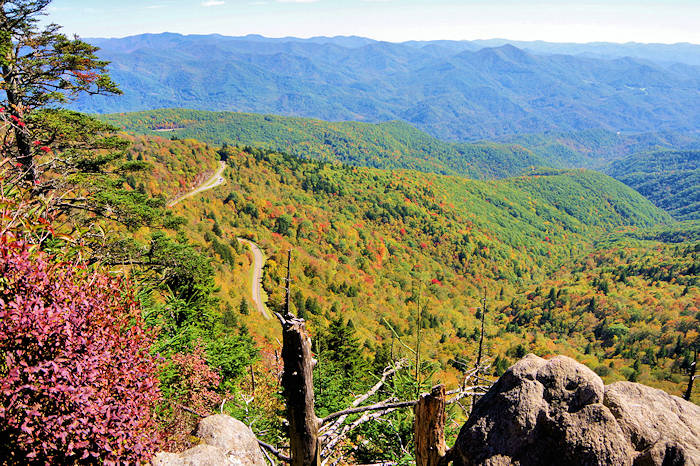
[1, 0, 120, 181]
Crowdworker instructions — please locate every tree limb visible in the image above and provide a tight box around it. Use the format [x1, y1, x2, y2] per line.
[320, 399, 418, 425]
[353, 359, 408, 408]
[177, 404, 205, 418]
[321, 407, 401, 460]
[258, 439, 291, 463]
[381, 318, 416, 355]
[320, 359, 408, 435]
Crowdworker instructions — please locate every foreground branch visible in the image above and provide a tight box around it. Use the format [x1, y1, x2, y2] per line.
[352, 359, 409, 408]
[321, 407, 402, 461]
[320, 359, 408, 436]
[258, 439, 291, 463]
[320, 399, 418, 425]
[177, 404, 205, 418]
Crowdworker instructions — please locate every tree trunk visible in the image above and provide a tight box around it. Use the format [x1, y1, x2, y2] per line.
[1, 29, 35, 183]
[414, 384, 446, 466]
[684, 355, 696, 401]
[281, 316, 320, 466]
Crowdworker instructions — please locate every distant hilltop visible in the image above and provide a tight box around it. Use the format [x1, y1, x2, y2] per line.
[73, 33, 700, 141]
[87, 32, 700, 66]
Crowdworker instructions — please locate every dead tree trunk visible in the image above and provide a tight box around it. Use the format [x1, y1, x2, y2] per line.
[281, 316, 321, 466]
[684, 352, 696, 401]
[277, 250, 320, 466]
[473, 291, 487, 410]
[414, 384, 446, 466]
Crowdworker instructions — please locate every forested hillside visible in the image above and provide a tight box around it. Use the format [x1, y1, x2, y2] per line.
[99, 109, 555, 178]
[122, 134, 220, 198]
[606, 150, 700, 221]
[100, 110, 700, 224]
[496, 129, 700, 168]
[124, 136, 698, 412]
[74, 33, 700, 140]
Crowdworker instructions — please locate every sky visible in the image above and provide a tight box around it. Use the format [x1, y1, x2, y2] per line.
[45, 0, 700, 44]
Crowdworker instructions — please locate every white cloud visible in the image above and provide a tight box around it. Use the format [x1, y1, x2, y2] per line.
[202, 0, 225, 6]
[276, 0, 320, 3]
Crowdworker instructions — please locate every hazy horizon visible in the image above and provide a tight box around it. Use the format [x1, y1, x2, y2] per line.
[84, 31, 700, 47]
[47, 0, 700, 45]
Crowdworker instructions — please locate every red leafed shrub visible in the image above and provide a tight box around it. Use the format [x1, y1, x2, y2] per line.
[0, 238, 162, 464]
[169, 348, 221, 412]
[160, 346, 222, 451]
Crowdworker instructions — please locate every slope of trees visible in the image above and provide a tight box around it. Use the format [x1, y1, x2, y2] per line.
[99, 108, 553, 179]
[127, 137, 694, 460]
[99, 109, 700, 209]
[496, 241, 699, 400]
[605, 150, 700, 220]
[496, 129, 700, 169]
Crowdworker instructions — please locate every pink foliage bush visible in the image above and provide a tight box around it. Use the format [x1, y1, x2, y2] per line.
[160, 346, 222, 451]
[0, 238, 162, 464]
[169, 347, 222, 412]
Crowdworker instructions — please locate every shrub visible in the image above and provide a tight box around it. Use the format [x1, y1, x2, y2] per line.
[0, 238, 162, 464]
[158, 346, 222, 450]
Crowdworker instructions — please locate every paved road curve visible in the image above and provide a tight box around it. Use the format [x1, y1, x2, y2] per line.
[167, 161, 227, 207]
[165, 161, 270, 319]
[237, 238, 271, 319]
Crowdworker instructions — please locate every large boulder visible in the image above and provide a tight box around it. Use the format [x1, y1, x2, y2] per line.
[605, 382, 700, 465]
[196, 415, 267, 465]
[452, 354, 700, 466]
[152, 445, 230, 465]
[152, 414, 267, 466]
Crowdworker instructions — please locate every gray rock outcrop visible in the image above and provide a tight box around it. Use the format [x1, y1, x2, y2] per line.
[152, 414, 266, 466]
[452, 354, 700, 466]
[152, 445, 230, 466]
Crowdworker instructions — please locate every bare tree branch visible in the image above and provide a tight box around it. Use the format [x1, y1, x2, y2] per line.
[381, 318, 416, 355]
[258, 439, 291, 463]
[320, 359, 408, 436]
[353, 359, 409, 408]
[177, 404, 205, 418]
[320, 399, 418, 426]
[321, 407, 401, 461]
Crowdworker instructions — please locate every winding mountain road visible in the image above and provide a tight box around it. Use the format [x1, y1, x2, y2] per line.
[164, 160, 269, 319]
[237, 238, 271, 319]
[167, 161, 227, 207]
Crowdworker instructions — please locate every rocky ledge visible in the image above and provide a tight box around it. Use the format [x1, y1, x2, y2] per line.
[452, 354, 700, 466]
[152, 414, 266, 466]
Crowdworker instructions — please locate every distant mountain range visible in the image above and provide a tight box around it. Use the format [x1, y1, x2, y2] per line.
[75, 33, 700, 141]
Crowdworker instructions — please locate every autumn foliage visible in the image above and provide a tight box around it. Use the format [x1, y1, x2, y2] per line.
[0, 237, 162, 464]
[159, 346, 223, 450]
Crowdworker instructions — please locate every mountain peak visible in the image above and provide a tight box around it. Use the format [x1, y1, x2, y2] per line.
[477, 43, 534, 62]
